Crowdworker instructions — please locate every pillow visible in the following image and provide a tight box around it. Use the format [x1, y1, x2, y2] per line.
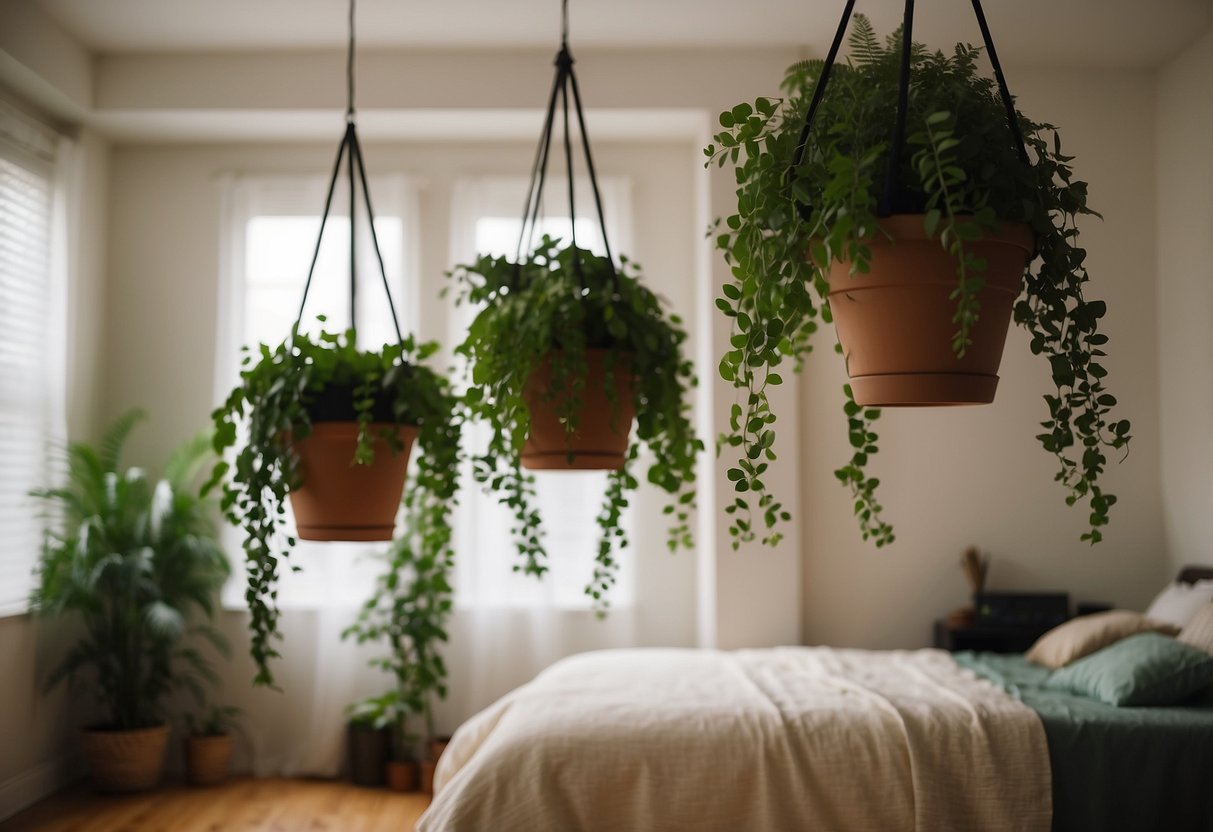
[1025, 610, 1180, 669]
[1045, 632, 1213, 706]
[1144, 581, 1213, 628]
[1179, 603, 1213, 656]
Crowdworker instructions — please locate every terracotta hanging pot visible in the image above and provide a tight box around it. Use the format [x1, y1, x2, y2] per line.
[521, 349, 634, 470]
[290, 422, 418, 541]
[825, 214, 1034, 407]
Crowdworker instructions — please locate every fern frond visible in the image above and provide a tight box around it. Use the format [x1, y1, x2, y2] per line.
[849, 13, 880, 65]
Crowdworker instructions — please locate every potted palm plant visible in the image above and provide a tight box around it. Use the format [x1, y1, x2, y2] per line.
[343, 494, 455, 792]
[209, 330, 460, 687]
[450, 238, 701, 605]
[31, 412, 230, 792]
[709, 15, 1131, 549]
[183, 705, 242, 787]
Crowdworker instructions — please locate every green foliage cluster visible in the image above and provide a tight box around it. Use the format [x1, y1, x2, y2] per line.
[448, 238, 702, 607]
[343, 466, 456, 760]
[31, 411, 230, 731]
[208, 325, 460, 687]
[184, 704, 243, 738]
[708, 16, 1130, 548]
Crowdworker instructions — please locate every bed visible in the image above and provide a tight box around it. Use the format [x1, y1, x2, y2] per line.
[417, 568, 1213, 832]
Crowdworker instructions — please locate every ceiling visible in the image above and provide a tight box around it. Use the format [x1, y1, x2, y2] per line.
[34, 0, 1213, 67]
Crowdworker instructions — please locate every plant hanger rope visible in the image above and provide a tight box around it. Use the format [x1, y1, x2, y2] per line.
[293, 0, 405, 345]
[788, 0, 1030, 218]
[514, 0, 617, 282]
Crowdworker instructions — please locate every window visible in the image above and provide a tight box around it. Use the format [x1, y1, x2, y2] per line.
[216, 174, 418, 607]
[448, 177, 637, 609]
[0, 103, 65, 614]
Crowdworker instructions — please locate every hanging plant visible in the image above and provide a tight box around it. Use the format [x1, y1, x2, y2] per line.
[209, 329, 459, 686]
[448, 4, 701, 607]
[708, 12, 1131, 549]
[205, 2, 460, 686]
[451, 239, 700, 604]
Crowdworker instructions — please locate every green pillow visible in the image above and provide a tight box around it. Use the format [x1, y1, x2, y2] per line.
[1045, 632, 1213, 706]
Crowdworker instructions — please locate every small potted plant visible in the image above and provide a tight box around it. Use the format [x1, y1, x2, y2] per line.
[209, 328, 460, 686]
[344, 494, 455, 792]
[183, 705, 242, 787]
[31, 412, 230, 792]
[449, 238, 702, 605]
[346, 694, 393, 788]
[709, 16, 1131, 549]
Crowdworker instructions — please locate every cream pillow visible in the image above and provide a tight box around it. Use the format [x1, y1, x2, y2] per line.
[1025, 610, 1181, 669]
[1178, 604, 1213, 656]
[1144, 581, 1213, 628]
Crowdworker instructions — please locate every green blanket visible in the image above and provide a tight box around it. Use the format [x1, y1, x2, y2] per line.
[955, 651, 1213, 832]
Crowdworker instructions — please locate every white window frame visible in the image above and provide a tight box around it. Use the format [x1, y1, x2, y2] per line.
[0, 101, 68, 617]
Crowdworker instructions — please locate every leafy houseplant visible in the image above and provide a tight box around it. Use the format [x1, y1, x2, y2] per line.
[708, 17, 1131, 549]
[209, 327, 460, 687]
[343, 502, 455, 792]
[183, 705, 243, 787]
[31, 412, 230, 792]
[449, 237, 702, 605]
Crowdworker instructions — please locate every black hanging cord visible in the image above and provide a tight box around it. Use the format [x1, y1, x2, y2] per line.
[350, 131, 406, 344]
[513, 0, 619, 285]
[787, 0, 855, 179]
[567, 68, 615, 270]
[970, 0, 1029, 165]
[787, 0, 1030, 219]
[346, 0, 356, 122]
[291, 0, 406, 347]
[517, 55, 564, 264]
[879, 0, 915, 216]
[560, 53, 580, 273]
[294, 127, 350, 333]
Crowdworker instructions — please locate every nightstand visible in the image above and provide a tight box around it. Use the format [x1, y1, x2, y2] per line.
[933, 619, 1054, 653]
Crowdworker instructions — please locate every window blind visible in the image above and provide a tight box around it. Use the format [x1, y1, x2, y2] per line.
[0, 103, 60, 614]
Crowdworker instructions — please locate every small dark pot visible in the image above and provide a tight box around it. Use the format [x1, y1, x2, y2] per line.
[348, 724, 389, 787]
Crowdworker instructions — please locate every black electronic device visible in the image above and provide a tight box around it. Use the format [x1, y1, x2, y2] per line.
[974, 592, 1070, 629]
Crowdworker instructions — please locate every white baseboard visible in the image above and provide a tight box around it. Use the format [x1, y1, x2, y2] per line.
[0, 754, 77, 822]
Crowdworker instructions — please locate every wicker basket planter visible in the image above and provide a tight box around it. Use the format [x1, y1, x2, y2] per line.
[79, 724, 168, 792]
[184, 734, 232, 787]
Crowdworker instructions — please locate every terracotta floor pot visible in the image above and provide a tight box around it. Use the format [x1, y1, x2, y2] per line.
[184, 734, 232, 787]
[521, 350, 634, 470]
[826, 215, 1034, 407]
[79, 724, 168, 793]
[348, 724, 389, 787]
[420, 759, 438, 795]
[289, 422, 419, 541]
[385, 759, 420, 792]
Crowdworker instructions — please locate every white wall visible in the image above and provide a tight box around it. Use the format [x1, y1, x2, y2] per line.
[801, 67, 1169, 648]
[1157, 28, 1213, 575]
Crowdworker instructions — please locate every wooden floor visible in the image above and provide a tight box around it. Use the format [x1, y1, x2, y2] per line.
[0, 777, 431, 832]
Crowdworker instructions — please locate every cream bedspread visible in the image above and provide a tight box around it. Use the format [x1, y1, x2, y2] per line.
[417, 647, 1051, 832]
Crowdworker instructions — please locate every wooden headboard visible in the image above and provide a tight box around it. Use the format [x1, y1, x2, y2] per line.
[1178, 565, 1213, 584]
